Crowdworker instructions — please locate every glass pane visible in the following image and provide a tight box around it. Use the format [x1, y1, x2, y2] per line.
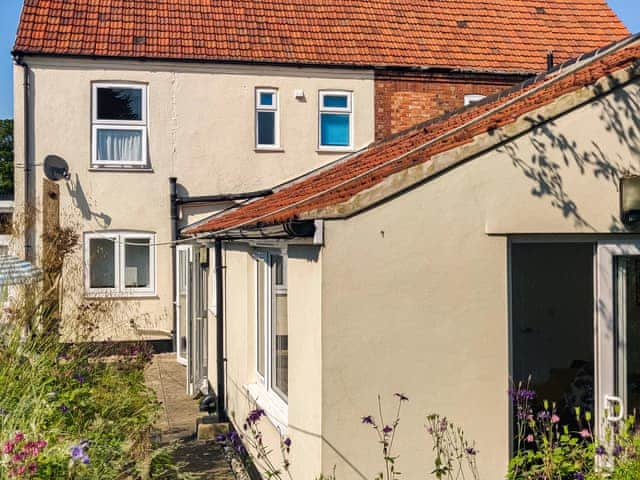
[273, 254, 284, 286]
[96, 129, 143, 162]
[124, 238, 150, 288]
[320, 113, 350, 147]
[178, 250, 188, 361]
[97, 87, 143, 121]
[272, 255, 288, 398]
[257, 111, 276, 146]
[322, 94, 348, 109]
[259, 92, 274, 106]
[89, 238, 115, 288]
[257, 260, 266, 378]
[511, 243, 594, 431]
[617, 258, 640, 418]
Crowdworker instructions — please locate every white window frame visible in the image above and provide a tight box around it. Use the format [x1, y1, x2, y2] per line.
[91, 82, 148, 167]
[84, 231, 156, 297]
[253, 250, 289, 412]
[255, 88, 280, 149]
[318, 90, 353, 151]
[464, 94, 486, 106]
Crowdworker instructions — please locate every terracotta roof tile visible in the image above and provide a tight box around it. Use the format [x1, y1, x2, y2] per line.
[186, 36, 640, 235]
[14, 0, 629, 72]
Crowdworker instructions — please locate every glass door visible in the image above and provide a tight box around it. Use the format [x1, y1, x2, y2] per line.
[596, 241, 640, 438]
[176, 246, 191, 367]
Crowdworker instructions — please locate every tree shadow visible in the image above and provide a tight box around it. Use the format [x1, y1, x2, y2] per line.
[65, 173, 112, 228]
[493, 74, 640, 232]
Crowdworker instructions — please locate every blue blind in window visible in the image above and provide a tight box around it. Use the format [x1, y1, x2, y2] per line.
[320, 113, 350, 146]
[322, 95, 348, 109]
[257, 111, 276, 145]
[260, 92, 274, 106]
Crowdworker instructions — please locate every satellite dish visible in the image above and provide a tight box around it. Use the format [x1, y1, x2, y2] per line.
[43, 155, 70, 182]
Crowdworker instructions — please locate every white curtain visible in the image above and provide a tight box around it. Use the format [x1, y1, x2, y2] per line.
[97, 129, 142, 162]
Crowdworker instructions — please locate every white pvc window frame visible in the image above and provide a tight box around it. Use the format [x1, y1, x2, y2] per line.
[91, 82, 148, 167]
[255, 250, 289, 407]
[84, 231, 156, 297]
[255, 88, 280, 149]
[318, 90, 354, 151]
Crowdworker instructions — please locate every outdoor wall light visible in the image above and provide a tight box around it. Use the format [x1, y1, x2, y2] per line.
[620, 176, 640, 226]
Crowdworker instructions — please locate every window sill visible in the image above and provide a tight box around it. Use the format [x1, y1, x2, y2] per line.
[245, 382, 288, 434]
[316, 148, 354, 154]
[89, 166, 154, 173]
[254, 147, 285, 153]
[84, 293, 159, 300]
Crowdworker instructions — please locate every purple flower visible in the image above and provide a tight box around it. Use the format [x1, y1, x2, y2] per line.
[595, 445, 606, 456]
[70, 444, 85, 462]
[81, 454, 90, 465]
[574, 473, 585, 480]
[508, 388, 536, 402]
[60, 405, 69, 414]
[613, 444, 624, 457]
[246, 408, 265, 425]
[394, 393, 409, 402]
[283, 437, 292, 448]
[382, 425, 393, 434]
[361, 415, 375, 425]
[465, 447, 477, 456]
[74, 373, 85, 384]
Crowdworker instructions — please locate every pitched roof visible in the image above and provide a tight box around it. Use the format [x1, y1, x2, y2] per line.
[14, 0, 629, 72]
[185, 35, 640, 236]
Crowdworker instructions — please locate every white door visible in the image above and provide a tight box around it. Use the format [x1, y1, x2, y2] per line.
[596, 240, 640, 437]
[176, 246, 191, 367]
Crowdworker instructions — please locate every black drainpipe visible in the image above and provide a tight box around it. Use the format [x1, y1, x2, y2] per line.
[547, 51, 555, 72]
[214, 238, 227, 422]
[15, 55, 32, 261]
[169, 177, 178, 352]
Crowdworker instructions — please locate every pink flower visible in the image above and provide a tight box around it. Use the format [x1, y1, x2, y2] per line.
[526, 434, 535, 443]
[551, 414, 560, 424]
[580, 429, 591, 438]
[36, 439, 47, 449]
[3, 441, 14, 454]
[13, 432, 24, 443]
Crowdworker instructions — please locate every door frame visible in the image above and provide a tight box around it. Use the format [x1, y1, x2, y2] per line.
[596, 240, 640, 435]
[175, 245, 191, 367]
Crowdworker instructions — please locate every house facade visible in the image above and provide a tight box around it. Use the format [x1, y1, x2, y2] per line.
[186, 36, 640, 478]
[11, 0, 629, 447]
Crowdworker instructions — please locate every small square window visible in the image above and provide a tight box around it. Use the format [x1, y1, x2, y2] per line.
[85, 231, 155, 296]
[96, 87, 143, 121]
[259, 92, 274, 107]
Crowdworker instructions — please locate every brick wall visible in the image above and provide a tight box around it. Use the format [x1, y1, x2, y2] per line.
[375, 70, 531, 139]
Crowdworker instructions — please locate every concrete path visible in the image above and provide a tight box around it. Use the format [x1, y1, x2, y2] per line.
[145, 353, 236, 479]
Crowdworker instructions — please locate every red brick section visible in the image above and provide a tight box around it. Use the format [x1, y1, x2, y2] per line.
[14, 0, 628, 72]
[374, 71, 529, 139]
[185, 41, 640, 235]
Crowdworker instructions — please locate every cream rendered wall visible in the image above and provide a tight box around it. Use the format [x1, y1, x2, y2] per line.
[214, 243, 323, 478]
[12, 58, 374, 340]
[319, 78, 640, 478]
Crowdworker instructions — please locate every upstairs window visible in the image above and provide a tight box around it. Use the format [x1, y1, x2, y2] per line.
[92, 83, 148, 167]
[319, 91, 352, 150]
[84, 231, 155, 296]
[255, 88, 279, 149]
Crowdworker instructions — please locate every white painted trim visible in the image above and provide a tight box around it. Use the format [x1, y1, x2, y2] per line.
[318, 90, 354, 151]
[463, 94, 486, 106]
[176, 245, 192, 365]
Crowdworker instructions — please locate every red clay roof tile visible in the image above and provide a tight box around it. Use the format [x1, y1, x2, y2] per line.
[14, 0, 629, 72]
[185, 37, 640, 235]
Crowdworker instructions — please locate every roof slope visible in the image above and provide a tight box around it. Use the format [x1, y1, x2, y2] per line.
[14, 0, 629, 72]
[185, 35, 640, 236]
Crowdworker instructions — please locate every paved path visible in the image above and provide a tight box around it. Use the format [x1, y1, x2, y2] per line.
[145, 354, 236, 479]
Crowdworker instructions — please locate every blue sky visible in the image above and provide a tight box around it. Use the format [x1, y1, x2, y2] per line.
[0, 0, 639, 119]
